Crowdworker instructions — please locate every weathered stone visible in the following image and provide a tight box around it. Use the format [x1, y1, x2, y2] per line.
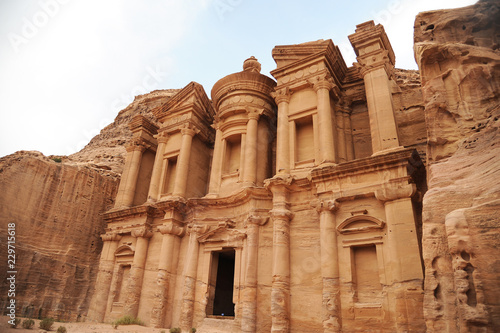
[415, 0, 500, 331]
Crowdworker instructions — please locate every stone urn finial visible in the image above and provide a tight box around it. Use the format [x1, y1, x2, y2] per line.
[243, 56, 261, 73]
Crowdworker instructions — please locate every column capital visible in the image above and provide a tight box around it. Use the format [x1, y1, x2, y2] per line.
[311, 199, 340, 213]
[271, 87, 292, 104]
[187, 223, 210, 236]
[131, 227, 153, 239]
[375, 179, 416, 202]
[180, 124, 199, 137]
[158, 222, 185, 237]
[264, 174, 294, 190]
[101, 232, 122, 242]
[155, 131, 170, 144]
[125, 138, 147, 153]
[355, 51, 395, 77]
[245, 214, 269, 227]
[311, 74, 335, 92]
[246, 108, 262, 121]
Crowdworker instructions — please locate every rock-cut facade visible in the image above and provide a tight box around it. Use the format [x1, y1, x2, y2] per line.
[88, 21, 429, 332]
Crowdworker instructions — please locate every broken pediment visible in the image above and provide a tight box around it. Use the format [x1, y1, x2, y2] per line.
[153, 81, 215, 124]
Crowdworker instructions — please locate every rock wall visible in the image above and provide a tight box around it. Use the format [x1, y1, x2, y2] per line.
[414, 0, 500, 331]
[0, 151, 118, 321]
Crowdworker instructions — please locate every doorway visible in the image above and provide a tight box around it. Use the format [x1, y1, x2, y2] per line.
[207, 249, 235, 317]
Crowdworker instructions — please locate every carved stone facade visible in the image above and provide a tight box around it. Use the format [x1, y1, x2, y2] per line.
[89, 21, 428, 332]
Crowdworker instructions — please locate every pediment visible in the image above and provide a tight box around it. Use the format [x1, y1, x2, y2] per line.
[337, 215, 385, 234]
[115, 244, 134, 257]
[153, 81, 215, 122]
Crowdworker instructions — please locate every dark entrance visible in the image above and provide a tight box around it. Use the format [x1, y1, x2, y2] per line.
[207, 249, 235, 317]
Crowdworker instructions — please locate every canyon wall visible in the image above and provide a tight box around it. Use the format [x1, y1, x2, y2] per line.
[414, 0, 500, 331]
[0, 151, 118, 321]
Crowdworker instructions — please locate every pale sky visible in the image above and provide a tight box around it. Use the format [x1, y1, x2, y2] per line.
[0, 0, 477, 157]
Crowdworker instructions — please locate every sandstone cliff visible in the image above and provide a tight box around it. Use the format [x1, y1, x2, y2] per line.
[0, 89, 178, 321]
[414, 0, 500, 331]
[0, 151, 117, 321]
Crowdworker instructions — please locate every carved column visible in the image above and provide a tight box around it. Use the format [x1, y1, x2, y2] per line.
[241, 215, 267, 333]
[266, 177, 294, 333]
[313, 76, 337, 164]
[88, 233, 121, 322]
[272, 89, 291, 174]
[318, 200, 342, 333]
[243, 110, 260, 186]
[150, 223, 185, 328]
[180, 224, 208, 331]
[349, 21, 400, 154]
[173, 126, 198, 198]
[148, 132, 169, 202]
[375, 181, 423, 331]
[115, 140, 146, 208]
[207, 122, 223, 197]
[123, 228, 153, 317]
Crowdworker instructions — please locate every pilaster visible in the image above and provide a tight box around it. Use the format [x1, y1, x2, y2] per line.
[88, 233, 122, 322]
[148, 132, 169, 202]
[271, 88, 292, 174]
[123, 227, 153, 317]
[173, 125, 199, 198]
[115, 139, 147, 208]
[316, 200, 342, 333]
[243, 110, 261, 186]
[348, 21, 400, 155]
[179, 224, 210, 331]
[150, 222, 185, 328]
[312, 75, 337, 164]
[241, 214, 268, 333]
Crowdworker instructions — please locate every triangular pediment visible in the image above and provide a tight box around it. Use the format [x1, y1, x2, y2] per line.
[153, 81, 215, 122]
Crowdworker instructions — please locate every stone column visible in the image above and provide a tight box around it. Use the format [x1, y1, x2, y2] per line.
[207, 123, 223, 197]
[88, 233, 121, 322]
[349, 21, 400, 154]
[361, 65, 400, 154]
[148, 133, 169, 202]
[150, 223, 185, 328]
[243, 111, 260, 186]
[123, 228, 153, 317]
[241, 215, 266, 333]
[115, 140, 146, 208]
[272, 88, 291, 174]
[318, 201, 342, 333]
[375, 181, 424, 331]
[180, 224, 208, 331]
[172, 126, 197, 198]
[265, 177, 294, 333]
[313, 76, 337, 164]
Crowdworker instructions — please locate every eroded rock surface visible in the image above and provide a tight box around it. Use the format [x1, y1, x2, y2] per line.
[0, 151, 118, 321]
[414, 0, 500, 331]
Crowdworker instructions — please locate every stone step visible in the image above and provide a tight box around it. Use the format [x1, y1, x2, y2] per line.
[195, 317, 236, 333]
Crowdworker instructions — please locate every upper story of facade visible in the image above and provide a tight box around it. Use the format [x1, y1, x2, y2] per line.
[111, 20, 426, 210]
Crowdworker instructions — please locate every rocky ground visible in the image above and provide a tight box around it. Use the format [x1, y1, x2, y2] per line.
[0, 316, 166, 333]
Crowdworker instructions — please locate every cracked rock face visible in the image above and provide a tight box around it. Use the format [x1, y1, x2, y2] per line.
[414, 0, 500, 331]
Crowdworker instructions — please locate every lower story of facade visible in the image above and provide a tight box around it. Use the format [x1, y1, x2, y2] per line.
[88, 147, 426, 333]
